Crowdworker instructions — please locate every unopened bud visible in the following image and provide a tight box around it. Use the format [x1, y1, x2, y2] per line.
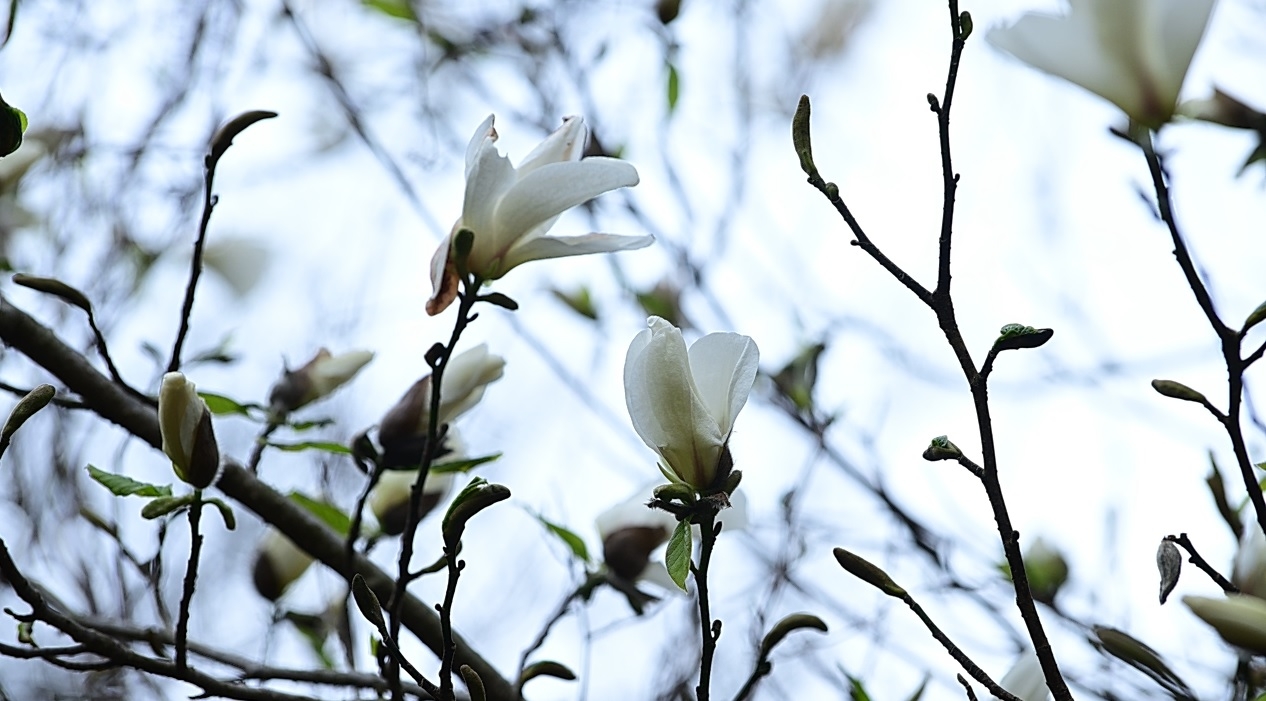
[158, 373, 220, 488]
[603, 525, 672, 581]
[252, 530, 314, 601]
[267, 348, 373, 416]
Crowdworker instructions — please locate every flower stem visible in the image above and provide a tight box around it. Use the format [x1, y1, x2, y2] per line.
[176, 489, 204, 671]
[694, 509, 720, 701]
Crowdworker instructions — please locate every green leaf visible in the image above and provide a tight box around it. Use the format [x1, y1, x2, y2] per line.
[847, 674, 873, 701]
[267, 440, 352, 456]
[430, 453, 501, 474]
[199, 392, 260, 417]
[666, 63, 680, 115]
[204, 497, 237, 530]
[288, 492, 351, 536]
[287, 418, 335, 432]
[87, 466, 173, 498]
[141, 494, 195, 520]
[665, 520, 692, 590]
[533, 513, 591, 563]
[362, 0, 417, 21]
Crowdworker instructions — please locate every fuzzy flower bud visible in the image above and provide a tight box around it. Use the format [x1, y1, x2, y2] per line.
[158, 372, 220, 488]
[267, 348, 373, 416]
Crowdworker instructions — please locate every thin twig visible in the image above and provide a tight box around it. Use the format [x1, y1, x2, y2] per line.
[1165, 533, 1238, 594]
[901, 593, 1022, 701]
[175, 492, 204, 670]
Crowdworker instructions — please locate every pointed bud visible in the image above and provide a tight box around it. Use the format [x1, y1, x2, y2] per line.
[252, 530, 314, 601]
[267, 348, 373, 416]
[1157, 540, 1182, 604]
[759, 613, 828, 658]
[922, 435, 962, 461]
[833, 547, 906, 598]
[158, 373, 220, 488]
[1150, 379, 1208, 405]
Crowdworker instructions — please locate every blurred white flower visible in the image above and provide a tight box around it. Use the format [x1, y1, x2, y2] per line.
[624, 316, 758, 491]
[426, 114, 651, 315]
[1233, 525, 1266, 600]
[369, 467, 457, 536]
[1185, 594, 1266, 656]
[252, 529, 314, 601]
[987, 0, 1216, 129]
[267, 348, 374, 416]
[158, 372, 219, 488]
[999, 648, 1050, 701]
[201, 237, 270, 298]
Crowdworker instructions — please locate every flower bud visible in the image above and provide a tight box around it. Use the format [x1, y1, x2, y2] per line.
[1022, 537, 1069, 606]
[267, 348, 373, 416]
[158, 372, 220, 488]
[368, 468, 456, 536]
[252, 529, 314, 601]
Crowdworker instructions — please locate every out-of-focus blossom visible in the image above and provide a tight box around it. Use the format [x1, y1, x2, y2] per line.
[369, 468, 456, 536]
[999, 648, 1051, 701]
[987, 0, 1216, 129]
[158, 372, 220, 488]
[201, 237, 270, 298]
[426, 114, 651, 315]
[267, 348, 374, 416]
[1185, 594, 1266, 656]
[252, 529, 315, 601]
[624, 316, 758, 491]
[1233, 525, 1266, 600]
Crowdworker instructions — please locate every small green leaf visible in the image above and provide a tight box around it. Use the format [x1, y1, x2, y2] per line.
[12, 274, 91, 313]
[199, 392, 259, 417]
[362, 0, 417, 21]
[287, 492, 351, 536]
[847, 674, 873, 701]
[267, 440, 352, 456]
[205, 497, 237, 530]
[550, 287, 599, 321]
[430, 453, 501, 474]
[665, 520, 692, 590]
[666, 63, 680, 115]
[534, 513, 591, 563]
[287, 418, 336, 432]
[87, 466, 173, 498]
[141, 494, 195, 520]
[992, 323, 1054, 352]
[478, 292, 519, 311]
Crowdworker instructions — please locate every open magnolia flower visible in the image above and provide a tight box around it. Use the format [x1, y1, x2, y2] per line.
[624, 316, 759, 491]
[988, 0, 1216, 129]
[426, 114, 652, 315]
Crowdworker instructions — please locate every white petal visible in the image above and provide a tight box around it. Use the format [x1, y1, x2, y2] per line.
[999, 649, 1050, 701]
[465, 115, 496, 176]
[438, 344, 506, 423]
[462, 137, 518, 271]
[500, 233, 654, 275]
[493, 158, 639, 248]
[1153, 0, 1216, 104]
[687, 332, 759, 437]
[517, 116, 586, 175]
[159, 372, 202, 469]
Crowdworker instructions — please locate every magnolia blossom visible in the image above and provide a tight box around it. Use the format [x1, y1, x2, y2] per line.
[252, 529, 315, 601]
[369, 467, 457, 536]
[426, 115, 652, 315]
[1184, 594, 1266, 656]
[267, 348, 374, 416]
[987, 0, 1217, 129]
[1232, 525, 1266, 600]
[624, 317, 759, 491]
[999, 649, 1050, 701]
[158, 372, 219, 488]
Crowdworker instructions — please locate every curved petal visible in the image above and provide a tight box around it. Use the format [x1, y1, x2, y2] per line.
[493, 158, 639, 245]
[1153, 0, 1215, 105]
[465, 115, 496, 175]
[688, 332, 759, 438]
[498, 233, 654, 276]
[463, 140, 518, 270]
[517, 116, 586, 176]
[425, 233, 459, 316]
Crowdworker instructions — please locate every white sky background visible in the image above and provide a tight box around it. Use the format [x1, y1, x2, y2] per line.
[2, 0, 1266, 699]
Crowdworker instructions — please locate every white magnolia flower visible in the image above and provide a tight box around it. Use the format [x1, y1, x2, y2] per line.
[426, 114, 652, 315]
[624, 317, 759, 491]
[378, 344, 505, 449]
[252, 529, 315, 601]
[1184, 594, 1266, 655]
[268, 348, 374, 415]
[987, 0, 1217, 129]
[999, 648, 1051, 701]
[158, 372, 219, 488]
[1232, 525, 1266, 600]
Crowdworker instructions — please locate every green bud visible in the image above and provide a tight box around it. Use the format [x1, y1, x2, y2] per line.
[518, 660, 577, 686]
[1157, 539, 1181, 605]
[1, 384, 55, 450]
[792, 95, 818, 178]
[12, 274, 92, 313]
[461, 665, 487, 701]
[1150, 379, 1208, 405]
[992, 323, 1054, 352]
[958, 11, 972, 40]
[653, 482, 695, 503]
[922, 435, 962, 461]
[833, 547, 906, 598]
[759, 613, 828, 658]
[351, 574, 386, 629]
[442, 478, 510, 549]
